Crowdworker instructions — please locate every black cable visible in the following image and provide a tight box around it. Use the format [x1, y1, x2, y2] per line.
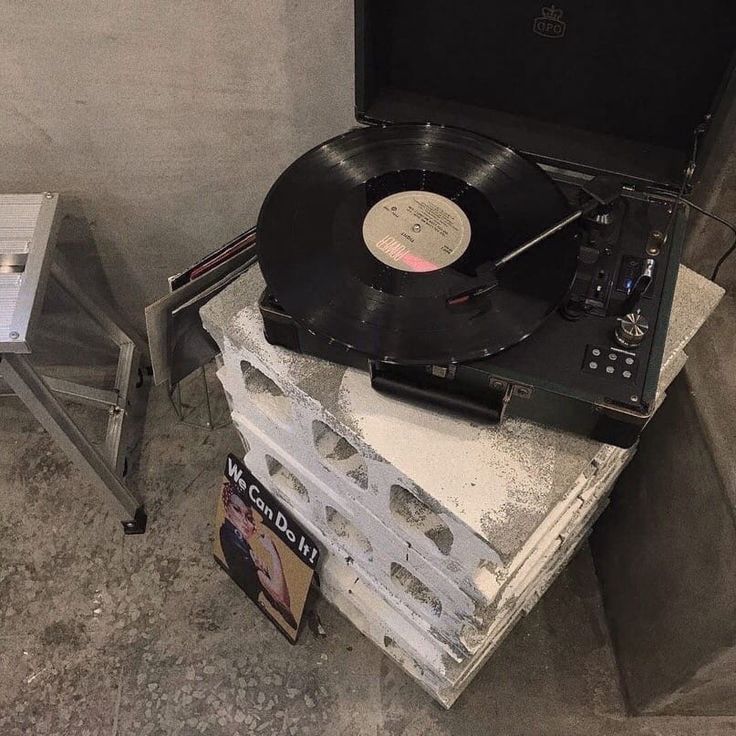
[647, 132, 700, 273]
[681, 198, 736, 283]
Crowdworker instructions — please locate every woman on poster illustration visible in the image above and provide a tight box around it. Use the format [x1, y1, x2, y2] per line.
[220, 482, 298, 630]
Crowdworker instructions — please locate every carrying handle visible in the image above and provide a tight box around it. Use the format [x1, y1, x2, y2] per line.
[369, 363, 507, 423]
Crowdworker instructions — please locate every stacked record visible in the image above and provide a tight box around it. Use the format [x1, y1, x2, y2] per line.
[201, 261, 718, 707]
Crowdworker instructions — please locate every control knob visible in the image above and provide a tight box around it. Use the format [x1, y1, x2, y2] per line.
[588, 203, 616, 226]
[615, 311, 649, 348]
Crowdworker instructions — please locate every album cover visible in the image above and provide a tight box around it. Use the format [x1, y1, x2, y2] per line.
[213, 454, 320, 643]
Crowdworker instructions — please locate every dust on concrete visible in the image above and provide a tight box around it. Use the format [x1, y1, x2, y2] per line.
[242, 365, 284, 398]
[479, 502, 547, 568]
[346, 465, 369, 489]
[289, 474, 309, 497]
[426, 527, 454, 557]
[14, 441, 74, 496]
[298, 365, 351, 423]
[390, 486, 455, 555]
[391, 564, 443, 618]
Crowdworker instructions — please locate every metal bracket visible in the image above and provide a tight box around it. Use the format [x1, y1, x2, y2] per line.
[0, 251, 149, 531]
[511, 383, 534, 400]
[122, 506, 148, 535]
[488, 378, 533, 422]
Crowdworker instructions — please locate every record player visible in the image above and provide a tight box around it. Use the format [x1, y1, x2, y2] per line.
[256, 0, 736, 448]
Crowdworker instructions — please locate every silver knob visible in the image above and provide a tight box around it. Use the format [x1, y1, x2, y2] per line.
[615, 312, 649, 348]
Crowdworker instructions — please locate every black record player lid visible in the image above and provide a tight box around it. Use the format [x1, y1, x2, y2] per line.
[355, 0, 736, 190]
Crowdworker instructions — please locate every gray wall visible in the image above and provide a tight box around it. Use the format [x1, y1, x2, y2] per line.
[1, 1, 355, 328]
[590, 373, 736, 714]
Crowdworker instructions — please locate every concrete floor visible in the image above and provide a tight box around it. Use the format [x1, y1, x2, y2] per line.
[2, 367, 735, 736]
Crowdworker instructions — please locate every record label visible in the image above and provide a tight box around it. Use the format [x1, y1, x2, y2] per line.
[362, 191, 471, 273]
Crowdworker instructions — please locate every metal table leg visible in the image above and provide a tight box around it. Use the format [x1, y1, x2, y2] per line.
[0, 353, 147, 533]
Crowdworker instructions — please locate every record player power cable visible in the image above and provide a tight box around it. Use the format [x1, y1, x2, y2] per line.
[673, 123, 736, 285]
[679, 198, 736, 284]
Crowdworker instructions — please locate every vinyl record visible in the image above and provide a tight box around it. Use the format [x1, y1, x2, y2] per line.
[257, 124, 579, 364]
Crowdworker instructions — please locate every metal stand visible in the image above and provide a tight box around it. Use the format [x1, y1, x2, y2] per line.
[0, 256, 148, 534]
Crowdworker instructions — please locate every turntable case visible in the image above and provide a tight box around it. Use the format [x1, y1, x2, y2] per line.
[355, 0, 736, 190]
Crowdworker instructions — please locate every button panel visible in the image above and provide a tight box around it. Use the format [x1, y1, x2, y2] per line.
[583, 345, 638, 380]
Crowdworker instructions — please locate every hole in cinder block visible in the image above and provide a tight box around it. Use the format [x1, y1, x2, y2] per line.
[390, 562, 442, 618]
[240, 360, 291, 425]
[265, 455, 309, 502]
[389, 485, 454, 555]
[311, 420, 368, 490]
[325, 506, 373, 560]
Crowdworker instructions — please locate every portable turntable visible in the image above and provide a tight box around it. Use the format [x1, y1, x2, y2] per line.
[256, 0, 736, 448]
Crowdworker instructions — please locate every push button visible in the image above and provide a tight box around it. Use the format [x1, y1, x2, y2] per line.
[583, 345, 639, 381]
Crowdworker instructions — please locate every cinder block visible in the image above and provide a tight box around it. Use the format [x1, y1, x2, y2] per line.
[201, 263, 721, 708]
[218, 353, 504, 594]
[219, 361, 499, 604]
[227, 407, 628, 707]
[226, 349, 635, 706]
[228, 407, 485, 652]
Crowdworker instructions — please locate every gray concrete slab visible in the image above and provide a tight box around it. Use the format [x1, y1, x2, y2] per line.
[2, 369, 736, 735]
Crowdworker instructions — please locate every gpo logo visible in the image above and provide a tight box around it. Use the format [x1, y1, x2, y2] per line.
[533, 5, 567, 38]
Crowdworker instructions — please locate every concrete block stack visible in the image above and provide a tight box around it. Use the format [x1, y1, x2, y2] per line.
[201, 265, 722, 707]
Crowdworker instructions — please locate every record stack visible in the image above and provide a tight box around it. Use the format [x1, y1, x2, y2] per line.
[201, 263, 721, 707]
